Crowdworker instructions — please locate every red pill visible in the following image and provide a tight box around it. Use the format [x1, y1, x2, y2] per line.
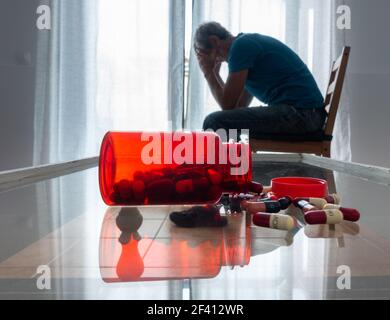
[253, 213, 296, 231]
[175, 179, 193, 194]
[116, 179, 133, 201]
[294, 199, 318, 213]
[304, 209, 343, 225]
[175, 177, 210, 194]
[206, 168, 223, 186]
[242, 200, 281, 214]
[132, 180, 146, 203]
[248, 181, 263, 194]
[323, 204, 360, 222]
[146, 179, 175, 203]
[109, 191, 122, 203]
[143, 171, 165, 185]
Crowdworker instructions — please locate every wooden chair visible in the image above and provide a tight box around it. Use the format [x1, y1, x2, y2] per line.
[249, 46, 351, 158]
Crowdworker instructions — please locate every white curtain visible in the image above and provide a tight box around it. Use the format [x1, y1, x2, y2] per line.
[33, 0, 99, 253]
[186, 0, 351, 161]
[32, 0, 185, 297]
[33, 0, 184, 238]
[34, 0, 185, 165]
[34, 0, 98, 165]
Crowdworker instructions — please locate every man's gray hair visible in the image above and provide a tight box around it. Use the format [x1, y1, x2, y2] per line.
[194, 22, 232, 50]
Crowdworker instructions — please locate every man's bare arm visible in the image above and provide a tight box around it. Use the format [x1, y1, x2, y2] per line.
[205, 69, 248, 110]
[236, 89, 253, 108]
[196, 49, 249, 110]
[213, 68, 253, 108]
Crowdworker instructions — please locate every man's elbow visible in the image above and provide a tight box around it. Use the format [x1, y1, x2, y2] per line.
[220, 97, 239, 111]
[220, 104, 235, 111]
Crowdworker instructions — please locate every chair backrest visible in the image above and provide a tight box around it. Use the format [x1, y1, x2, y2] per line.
[323, 46, 351, 136]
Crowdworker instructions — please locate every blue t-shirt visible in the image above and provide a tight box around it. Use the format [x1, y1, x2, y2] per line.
[228, 33, 324, 108]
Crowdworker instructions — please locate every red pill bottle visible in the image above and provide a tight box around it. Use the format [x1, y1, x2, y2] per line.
[99, 131, 252, 206]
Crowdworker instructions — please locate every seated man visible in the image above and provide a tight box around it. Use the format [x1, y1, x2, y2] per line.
[194, 22, 327, 138]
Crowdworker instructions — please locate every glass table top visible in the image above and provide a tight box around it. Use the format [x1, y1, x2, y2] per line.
[0, 162, 389, 300]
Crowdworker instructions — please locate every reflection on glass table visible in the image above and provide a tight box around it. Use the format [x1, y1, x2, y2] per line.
[98, 199, 366, 285]
[99, 206, 251, 282]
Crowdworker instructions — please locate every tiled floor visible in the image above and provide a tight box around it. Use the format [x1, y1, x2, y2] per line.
[0, 163, 390, 299]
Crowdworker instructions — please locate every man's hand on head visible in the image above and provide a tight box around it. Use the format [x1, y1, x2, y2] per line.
[194, 45, 249, 110]
[196, 48, 218, 78]
[213, 61, 222, 75]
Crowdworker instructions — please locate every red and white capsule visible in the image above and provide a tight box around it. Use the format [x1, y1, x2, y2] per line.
[294, 199, 318, 213]
[304, 209, 343, 225]
[323, 204, 360, 222]
[253, 213, 296, 231]
[324, 193, 341, 205]
[294, 197, 327, 209]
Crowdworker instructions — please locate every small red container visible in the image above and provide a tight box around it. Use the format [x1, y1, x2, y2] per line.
[99, 131, 252, 206]
[271, 177, 328, 199]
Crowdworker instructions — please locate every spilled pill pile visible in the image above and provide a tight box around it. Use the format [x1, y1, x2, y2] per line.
[293, 197, 360, 224]
[238, 184, 360, 231]
[109, 166, 264, 206]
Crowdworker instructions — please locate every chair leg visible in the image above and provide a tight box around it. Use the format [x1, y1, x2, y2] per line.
[325, 170, 337, 194]
[322, 142, 331, 158]
[320, 142, 336, 193]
